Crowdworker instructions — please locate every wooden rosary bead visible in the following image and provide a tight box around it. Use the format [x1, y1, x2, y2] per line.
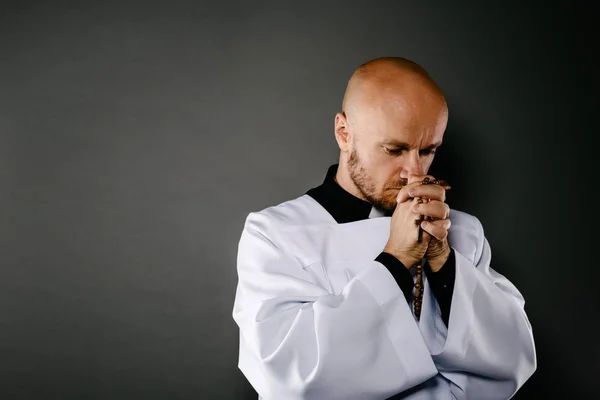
[412, 177, 451, 318]
[414, 263, 424, 319]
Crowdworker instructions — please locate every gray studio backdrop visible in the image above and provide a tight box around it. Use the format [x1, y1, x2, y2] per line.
[1, 1, 595, 399]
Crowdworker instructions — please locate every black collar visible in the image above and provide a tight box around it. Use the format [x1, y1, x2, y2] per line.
[306, 164, 391, 223]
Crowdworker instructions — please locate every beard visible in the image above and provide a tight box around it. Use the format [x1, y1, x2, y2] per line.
[347, 149, 407, 214]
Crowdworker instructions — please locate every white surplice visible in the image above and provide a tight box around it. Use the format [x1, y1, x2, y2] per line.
[232, 194, 536, 400]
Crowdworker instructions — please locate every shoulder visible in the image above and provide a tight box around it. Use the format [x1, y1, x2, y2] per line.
[243, 194, 327, 236]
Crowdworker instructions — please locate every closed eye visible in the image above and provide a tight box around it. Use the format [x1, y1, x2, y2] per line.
[419, 149, 437, 156]
[383, 147, 406, 155]
[384, 147, 437, 156]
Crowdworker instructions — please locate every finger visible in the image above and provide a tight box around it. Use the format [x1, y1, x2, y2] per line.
[396, 181, 429, 203]
[412, 200, 450, 220]
[421, 219, 451, 241]
[427, 218, 451, 230]
[435, 180, 451, 190]
[396, 174, 435, 203]
[409, 184, 447, 202]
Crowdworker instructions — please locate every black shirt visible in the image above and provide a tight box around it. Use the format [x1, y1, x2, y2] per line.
[306, 164, 456, 327]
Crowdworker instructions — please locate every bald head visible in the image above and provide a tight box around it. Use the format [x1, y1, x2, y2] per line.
[342, 57, 447, 126]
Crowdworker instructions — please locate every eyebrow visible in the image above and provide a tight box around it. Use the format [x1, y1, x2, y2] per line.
[383, 140, 443, 150]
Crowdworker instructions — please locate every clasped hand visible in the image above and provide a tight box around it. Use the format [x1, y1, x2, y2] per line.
[383, 175, 451, 272]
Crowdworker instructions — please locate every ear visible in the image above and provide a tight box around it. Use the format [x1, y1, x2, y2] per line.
[334, 112, 350, 152]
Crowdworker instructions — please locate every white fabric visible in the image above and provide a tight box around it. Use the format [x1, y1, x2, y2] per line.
[232, 194, 536, 399]
[368, 206, 386, 219]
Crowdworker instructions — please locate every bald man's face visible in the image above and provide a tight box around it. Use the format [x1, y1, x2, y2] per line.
[336, 89, 448, 213]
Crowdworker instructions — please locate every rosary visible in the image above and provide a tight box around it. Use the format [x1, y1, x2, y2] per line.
[412, 176, 450, 319]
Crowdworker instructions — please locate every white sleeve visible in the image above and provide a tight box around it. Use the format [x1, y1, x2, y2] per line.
[232, 214, 438, 400]
[418, 217, 537, 400]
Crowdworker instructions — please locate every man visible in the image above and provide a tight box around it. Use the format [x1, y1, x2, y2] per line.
[232, 57, 536, 399]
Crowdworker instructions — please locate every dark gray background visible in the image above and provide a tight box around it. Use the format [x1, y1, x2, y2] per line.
[1, 1, 597, 399]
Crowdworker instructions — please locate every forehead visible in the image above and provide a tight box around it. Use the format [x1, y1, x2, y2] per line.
[362, 101, 447, 146]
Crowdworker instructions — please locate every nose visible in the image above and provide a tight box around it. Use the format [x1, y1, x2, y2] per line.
[400, 150, 426, 181]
